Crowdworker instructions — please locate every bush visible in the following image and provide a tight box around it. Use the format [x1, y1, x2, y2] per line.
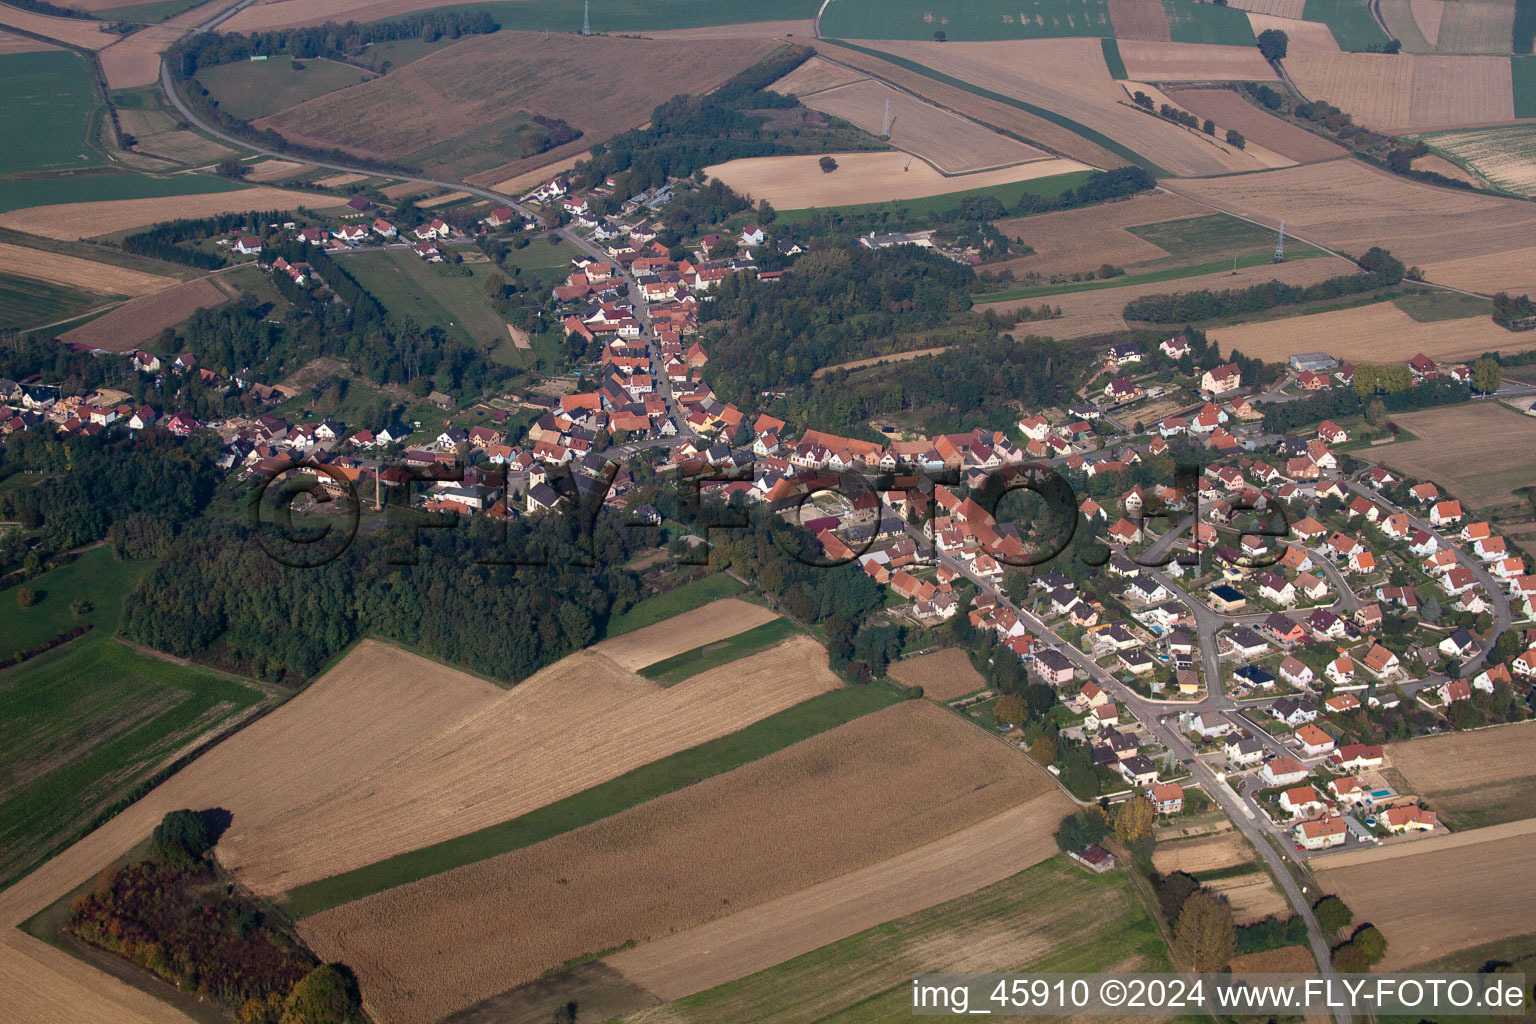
[15, 586, 37, 608]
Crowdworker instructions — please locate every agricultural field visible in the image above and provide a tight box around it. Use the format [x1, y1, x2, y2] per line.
[1171, 87, 1349, 161]
[57, 276, 237, 351]
[1117, 40, 1279, 80]
[1434, 0, 1515, 54]
[116, 104, 238, 165]
[853, 37, 1290, 176]
[703, 151, 1091, 211]
[1151, 829, 1256, 874]
[1230, 0, 1308, 17]
[1167, 160, 1536, 295]
[1413, 124, 1536, 196]
[603, 575, 749, 636]
[1387, 722, 1536, 829]
[1517, 55, 1536, 116]
[243, 158, 315, 182]
[819, 0, 1113, 40]
[988, 191, 1205, 278]
[612, 853, 1157, 1024]
[1283, 51, 1515, 130]
[1163, 0, 1258, 45]
[1108, 0, 1171, 40]
[252, 32, 777, 186]
[1313, 819, 1536, 969]
[0, 272, 117, 331]
[97, 24, 185, 89]
[798, 78, 1050, 173]
[1366, 402, 1536, 511]
[221, 0, 821, 34]
[0, 179, 320, 234]
[298, 701, 1057, 1024]
[592, 598, 780, 671]
[1245, 10, 1341, 50]
[1209, 300, 1517, 364]
[339, 247, 512, 351]
[886, 647, 987, 700]
[767, 55, 869, 96]
[636, 620, 802, 686]
[0, 5, 116, 48]
[0, 27, 55, 53]
[0, 50, 105, 175]
[195, 56, 379, 121]
[1302, 0, 1394, 49]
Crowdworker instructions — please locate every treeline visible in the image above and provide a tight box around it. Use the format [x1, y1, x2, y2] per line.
[570, 46, 884, 197]
[699, 244, 974, 398]
[172, 12, 498, 76]
[778, 333, 1080, 436]
[122, 210, 293, 269]
[1493, 291, 1536, 329]
[1260, 376, 1470, 434]
[1125, 246, 1405, 323]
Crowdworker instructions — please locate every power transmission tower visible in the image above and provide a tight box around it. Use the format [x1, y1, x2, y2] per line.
[881, 97, 892, 137]
[1273, 220, 1286, 263]
[582, 0, 590, 36]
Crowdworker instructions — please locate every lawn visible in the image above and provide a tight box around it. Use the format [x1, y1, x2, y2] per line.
[0, 637, 271, 890]
[1129, 212, 1319, 266]
[642, 857, 1171, 1024]
[0, 172, 249, 215]
[0, 271, 117, 331]
[0, 50, 105, 175]
[276, 684, 901, 918]
[776, 170, 1099, 225]
[1391, 289, 1494, 322]
[603, 574, 748, 636]
[1163, 0, 1256, 44]
[1513, 56, 1536, 119]
[195, 57, 378, 123]
[1303, 0, 1393, 50]
[819, 0, 1112, 40]
[0, 545, 151, 661]
[639, 617, 802, 686]
[338, 246, 510, 350]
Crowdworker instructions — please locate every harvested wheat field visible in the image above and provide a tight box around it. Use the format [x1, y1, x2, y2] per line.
[1171, 88, 1347, 162]
[417, 190, 470, 207]
[769, 53, 869, 96]
[644, 19, 817, 40]
[97, 25, 185, 89]
[1209, 872, 1289, 924]
[0, 242, 174, 295]
[1118, 41, 1279, 81]
[58, 276, 234, 351]
[220, 636, 841, 896]
[1367, 404, 1536, 510]
[886, 647, 987, 700]
[1284, 52, 1514, 130]
[1387, 722, 1536, 827]
[607, 789, 1076, 1002]
[1108, 0, 1171, 41]
[1411, 152, 1485, 187]
[0, 185, 348, 240]
[1434, 0, 1513, 53]
[300, 701, 1053, 1024]
[1245, 12, 1340, 51]
[1228, 0, 1307, 17]
[801, 78, 1049, 173]
[592, 598, 779, 671]
[990, 191, 1201, 277]
[1416, 125, 1536, 197]
[1152, 831, 1256, 874]
[855, 37, 1279, 176]
[0, 26, 54, 52]
[1211, 302, 1517, 364]
[244, 158, 315, 182]
[1420, 247, 1536, 296]
[978, 257, 1345, 337]
[1381, 0, 1436, 51]
[312, 171, 368, 188]
[705, 152, 1091, 210]
[0, 5, 114, 47]
[379, 180, 433, 200]
[1167, 161, 1536, 293]
[257, 32, 776, 186]
[1412, 0, 1445, 45]
[1313, 819, 1536, 968]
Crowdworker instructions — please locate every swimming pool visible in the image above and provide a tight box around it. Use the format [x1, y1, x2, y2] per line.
[1371, 789, 1392, 799]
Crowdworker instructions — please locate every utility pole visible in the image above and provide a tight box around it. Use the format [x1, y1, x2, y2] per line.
[1274, 220, 1286, 263]
[582, 0, 590, 36]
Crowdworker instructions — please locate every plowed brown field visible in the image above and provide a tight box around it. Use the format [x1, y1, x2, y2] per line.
[1313, 819, 1536, 968]
[591, 598, 779, 671]
[1387, 722, 1536, 826]
[58, 277, 232, 351]
[300, 701, 1053, 1024]
[1172, 88, 1348, 162]
[1108, 0, 1171, 41]
[1365, 403, 1536, 509]
[1152, 831, 1255, 874]
[886, 647, 987, 700]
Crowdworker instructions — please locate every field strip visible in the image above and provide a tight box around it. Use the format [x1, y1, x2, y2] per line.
[1312, 816, 1536, 869]
[0, 4, 115, 48]
[0, 242, 173, 295]
[592, 597, 778, 671]
[277, 686, 899, 919]
[0, 186, 350, 241]
[606, 790, 1075, 1002]
[638, 620, 802, 686]
[813, 345, 953, 378]
[1206, 300, 1519, 364]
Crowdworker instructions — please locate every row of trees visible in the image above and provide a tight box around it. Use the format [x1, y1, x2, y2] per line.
[1125, 247, 1405, 323]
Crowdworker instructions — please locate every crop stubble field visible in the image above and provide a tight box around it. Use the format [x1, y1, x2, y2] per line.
[1313, 818, 1536, 969]
[798, 78, 1050, 172]
[1168, 161, 1536, 294]
[0, 242, 173, 295]
[1208, 301, 1521, 364]
[57, 276, 235, 351]
[1386, 722, 1536, 828]
[1151, 831, 1256, 873]
[988, 191, 1202, 277]
[1364, 403, 1536, 509]
[254, 32, 777, 186]
[591, 598, 779, 671]
[1414, 125, 1536, 197]
[1171, 88, 1348, 161]
[1245, 11, 1340, 50]
[1117, 40, 1279, 80]
[97, 25, 185, 89]
[0, 5, 115, 47]
[885, 647, 988, 700]
[0, 184, 348, 240]
[300, 701, 1056, 1024]
[1283, 52, 1516, 129]
[768, 54, 869, 95]
[1108, 0, 1171, 41]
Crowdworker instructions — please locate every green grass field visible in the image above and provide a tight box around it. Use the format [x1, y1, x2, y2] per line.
[403, 113, 545, 179]
[1512, 56, 1536, 118]
[277, 684, 900, 918]
[1101, 37, 1129, 79]
[0, 271, 117, 331]
[641, 857, 1170, 1024]
[1163, 0, 1256, 45]
[0, 555, 272, 890]
[195, 58, 378, 123]
[94, 0, 208, 23]
[0, 50, 106, 176]
[820, 0, 1112, 40]
[1391, 289, 1494, 323]
[777, 170, 1099, 225]
[603, 574, 748, 636]
[1127, 212, 1324, 266]
[339, 247, 510, 349]
[823, 40, 1164, 173]
[0, 173, 249, 216]
[639, 617, 801, 685]
[1303, 0, 1393, 50]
